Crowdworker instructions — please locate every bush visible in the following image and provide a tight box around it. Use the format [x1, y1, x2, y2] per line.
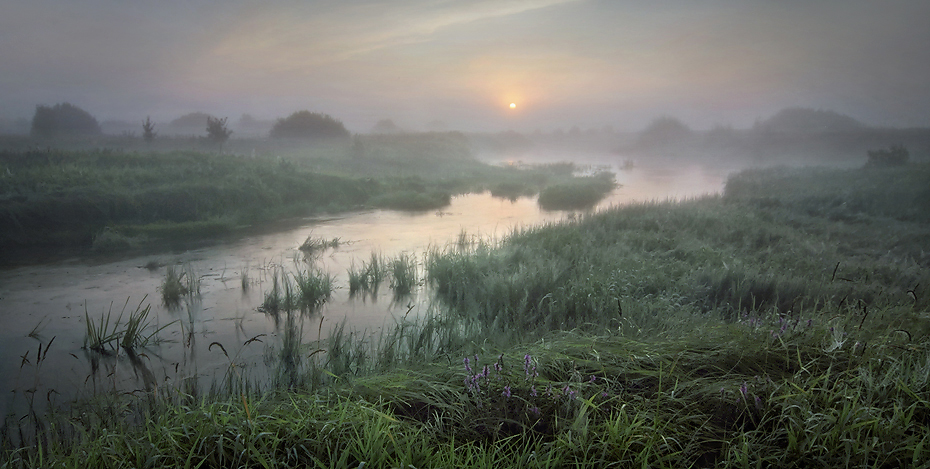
[270, 111, 350, 140]
[206, 116, 232, 146]
[30, 103, 102, 138]
[865, 144, 909, 168]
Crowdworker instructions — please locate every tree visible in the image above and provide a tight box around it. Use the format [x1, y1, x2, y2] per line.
[206, 116, 232, 147]
[30, 102, 102, 138]
[270, 111, 350, 140]
[142, 116, 157, 143]
[865, 144, 909, 168]
[635, 116, 694, 149]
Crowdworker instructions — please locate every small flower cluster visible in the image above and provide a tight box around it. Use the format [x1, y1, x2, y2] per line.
[463, 352, 610, 419]
[738, 312, 816, 340]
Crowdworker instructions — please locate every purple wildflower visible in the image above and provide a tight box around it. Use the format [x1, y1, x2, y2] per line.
[589, 375, 596, 383]
[739, 382, 748, 399]
[530, 386, 537, 397]
[464, 357, 472, 373]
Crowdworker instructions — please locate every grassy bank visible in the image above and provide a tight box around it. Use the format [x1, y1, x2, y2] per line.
[4, 163, 929, 467]
[0, 134, 613, 263]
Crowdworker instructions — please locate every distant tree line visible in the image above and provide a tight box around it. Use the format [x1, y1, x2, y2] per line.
[26, 103, 352, 144]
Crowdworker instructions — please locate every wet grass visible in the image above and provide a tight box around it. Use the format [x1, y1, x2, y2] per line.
[297, 232, 340, 255]
[347, 252, 389, 297]
[260, 266, 334, 314]
[83, 296, 173, 353]
[159, 264, 200, 308]
[390, 252, 419, 297]
[5, 162, 930, 467]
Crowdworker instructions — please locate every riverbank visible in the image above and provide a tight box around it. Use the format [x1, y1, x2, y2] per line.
[3, 162, 929, 467]
[0, 134, 615, 266]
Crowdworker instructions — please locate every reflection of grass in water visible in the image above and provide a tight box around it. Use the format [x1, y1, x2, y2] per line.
[240, 264, 250, 292]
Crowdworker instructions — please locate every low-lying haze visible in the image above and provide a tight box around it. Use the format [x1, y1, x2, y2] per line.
[3, 0, 930, 132]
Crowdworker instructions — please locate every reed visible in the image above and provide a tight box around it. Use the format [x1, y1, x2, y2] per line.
[261, 266, 334, 313]
[389, 252, 418, 296]
[160, 264, 200, 308]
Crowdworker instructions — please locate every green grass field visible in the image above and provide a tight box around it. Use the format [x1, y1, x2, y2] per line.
[3, 162, 929, 468]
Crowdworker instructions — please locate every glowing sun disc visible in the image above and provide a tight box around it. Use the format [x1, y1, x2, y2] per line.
[509, 103, 516, 109]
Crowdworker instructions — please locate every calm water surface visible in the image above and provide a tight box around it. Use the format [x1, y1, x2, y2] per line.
[0, 158, 730, 418]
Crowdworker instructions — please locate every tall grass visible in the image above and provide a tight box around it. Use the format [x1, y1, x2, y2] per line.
[83, 296, 172, 353]
[390, 252, 418, 296]
[347, 251, 389, 297]
[260, 266, 334, 314]
[160, 263, 200, 308]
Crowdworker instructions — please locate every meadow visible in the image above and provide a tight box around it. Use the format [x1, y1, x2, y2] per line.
[3, 161, 929, 468]
[0, 133, 614, 264]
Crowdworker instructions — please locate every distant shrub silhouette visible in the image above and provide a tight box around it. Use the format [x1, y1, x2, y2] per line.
[865, 144, 909, 168]
[635, 116, 693, 149]
[270, 111, 350, 139]
[142, 116, 157, 143]
[754, 107, 863, 133]
[30, 103, 102, 137]
[206, 116, 232, 146]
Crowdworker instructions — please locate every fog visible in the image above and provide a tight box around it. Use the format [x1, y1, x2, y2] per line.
[3, 0, 930, 133]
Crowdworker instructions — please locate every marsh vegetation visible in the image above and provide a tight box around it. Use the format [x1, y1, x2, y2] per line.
[0, 134, 615, 264]
[3, 160, 928, 467]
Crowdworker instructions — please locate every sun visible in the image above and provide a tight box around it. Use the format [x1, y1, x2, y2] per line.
[509, 103, 516, 109]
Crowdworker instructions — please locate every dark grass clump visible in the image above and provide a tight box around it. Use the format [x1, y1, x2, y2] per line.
[347, 252, 389, 297]
[297, 232, 340, 255]
[260, 267, 334, 314]
[160, 264, 200, 308]
[537, 171, 617, 210]
[389, 252, 418, 297]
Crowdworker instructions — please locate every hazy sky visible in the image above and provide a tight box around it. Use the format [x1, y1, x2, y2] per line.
[3, 0, 930, 132]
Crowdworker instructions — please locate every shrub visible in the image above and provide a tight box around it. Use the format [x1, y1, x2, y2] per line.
[270, 111, 350, 140]
[206, 116, 232, 146]
[142, 116, 156, 143]
[865, 144, 909, 168]
[635, 116, 693, 148]
[30, 103, 102, 138]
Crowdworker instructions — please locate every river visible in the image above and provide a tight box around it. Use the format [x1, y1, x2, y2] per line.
[0, 156, 731, 419]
